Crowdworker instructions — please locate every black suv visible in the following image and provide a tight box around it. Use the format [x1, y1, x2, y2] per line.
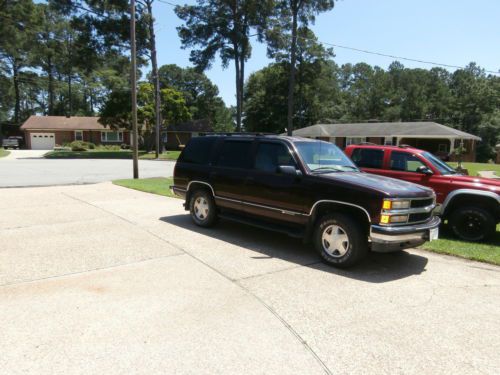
[172, 135, 440, 267]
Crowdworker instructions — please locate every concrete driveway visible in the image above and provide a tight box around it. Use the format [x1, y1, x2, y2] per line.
[1, 183, 499, 375]
[0, 151, 174, 187]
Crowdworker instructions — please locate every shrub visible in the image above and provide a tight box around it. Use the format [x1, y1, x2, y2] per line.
[120, 143, 130, 150]
[87, 142, 95, 149]
[70, 141, 87, 151]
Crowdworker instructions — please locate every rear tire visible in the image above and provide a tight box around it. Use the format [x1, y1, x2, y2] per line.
[314, 213, 368, 268]
[189, 189, 218, 228]
[448, 206, 495, 241]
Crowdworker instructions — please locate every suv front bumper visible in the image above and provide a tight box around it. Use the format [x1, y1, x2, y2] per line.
[370, 216, 441, 252]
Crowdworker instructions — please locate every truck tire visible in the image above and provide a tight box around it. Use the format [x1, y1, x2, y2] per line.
[314, 213, 368, 268]
[189, 189, 218, 228]
[448, 206, 495, 242]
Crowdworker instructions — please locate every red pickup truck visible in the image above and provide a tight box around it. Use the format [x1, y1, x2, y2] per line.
[345, 144, 500, 242]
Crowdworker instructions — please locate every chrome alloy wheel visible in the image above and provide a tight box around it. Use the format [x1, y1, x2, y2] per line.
[321, 225, 349, 257]
[194, 196, 209, 220]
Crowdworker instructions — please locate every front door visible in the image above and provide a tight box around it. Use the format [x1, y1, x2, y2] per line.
[383, 150, 432, 186]
[243, 141, 306, 224]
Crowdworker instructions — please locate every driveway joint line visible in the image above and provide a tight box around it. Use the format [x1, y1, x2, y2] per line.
[61, 189, 334, 375]
[234, 261, 323, 282]
[0, 252, 186, 288]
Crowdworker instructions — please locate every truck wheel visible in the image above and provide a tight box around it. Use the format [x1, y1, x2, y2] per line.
[448, 206, 495, 242]
[314, 213, 368, 268]
[189, 189, 218, 228]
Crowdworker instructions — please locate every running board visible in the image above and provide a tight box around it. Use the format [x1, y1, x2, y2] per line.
[219, 212, 305, 239]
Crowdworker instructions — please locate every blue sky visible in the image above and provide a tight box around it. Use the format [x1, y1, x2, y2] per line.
[152, 0, 500, 106]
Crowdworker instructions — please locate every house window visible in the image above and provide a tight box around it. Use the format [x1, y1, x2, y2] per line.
[384, 137, 393, 145]
[75, 130, 83, 141]
[346, 137, 366, 146]
[101, 131, 123, 143]
[438, 144, 448, 153]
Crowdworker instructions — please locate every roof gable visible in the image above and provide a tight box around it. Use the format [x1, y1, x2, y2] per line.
[20, 116, 109, 131]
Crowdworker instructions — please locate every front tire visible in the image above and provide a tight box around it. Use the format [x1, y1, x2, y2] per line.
[189, 189, 218, 228]
[448, 206, 495, 241]
[314, 213, 368, 268]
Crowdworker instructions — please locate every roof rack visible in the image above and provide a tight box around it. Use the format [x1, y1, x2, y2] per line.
[201, 132, 277, 137]
[398, 144, 412, 148]
[357, 142, 377, 145]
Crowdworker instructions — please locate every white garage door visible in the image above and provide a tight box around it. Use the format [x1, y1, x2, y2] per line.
[31, 133, 55, 150]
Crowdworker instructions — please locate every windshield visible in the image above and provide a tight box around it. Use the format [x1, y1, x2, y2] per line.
[423, 152, 458, 175]
[295, 141, 359, 173]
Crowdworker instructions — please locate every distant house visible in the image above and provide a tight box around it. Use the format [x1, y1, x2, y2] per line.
[164, 119, 214, 150]
[291, 122, 481, 162]
[20, 116, 129, 150]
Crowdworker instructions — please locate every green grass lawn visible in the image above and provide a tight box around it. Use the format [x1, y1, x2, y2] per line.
[0, 147, 10, 158]
[113, 177, 176, 197]
[449, 162, 500, 177]
[139, 151, 181, 160]
[45, 150, 147, 159]
[421, 225, 500, 265]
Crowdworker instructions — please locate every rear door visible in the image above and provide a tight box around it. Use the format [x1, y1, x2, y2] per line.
[242, 141, 306, 224]
[349, 147, 386, 176]
[211, 139, 254, 211]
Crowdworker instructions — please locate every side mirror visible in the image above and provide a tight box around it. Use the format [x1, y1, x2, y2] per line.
[416, 165, 433, 175]
[277, 165, 302, 176]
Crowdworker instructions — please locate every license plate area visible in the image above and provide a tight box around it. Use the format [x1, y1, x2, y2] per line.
[429, 227, 439, 241]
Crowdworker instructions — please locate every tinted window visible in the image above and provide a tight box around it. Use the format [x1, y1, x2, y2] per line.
[216, 140, 253, 169]
[390, 151, 426, 172]
[180, 137, 216, 165]
[254, 143, 296, 173]
[351, 148, 384, 169]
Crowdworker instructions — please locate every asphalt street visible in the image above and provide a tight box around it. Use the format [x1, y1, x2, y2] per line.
[1, 182, 499, 375]
[0, 150, 174, 187]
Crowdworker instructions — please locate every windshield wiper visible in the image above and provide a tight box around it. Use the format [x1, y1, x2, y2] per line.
[311, 167, 341, 173]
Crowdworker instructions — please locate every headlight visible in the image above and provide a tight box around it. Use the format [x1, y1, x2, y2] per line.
[383, 199, 411, 210]
[380, 214, 409, 224]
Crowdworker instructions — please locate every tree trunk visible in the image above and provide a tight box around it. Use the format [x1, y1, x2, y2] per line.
[239, 50, 245, 133]
[12, 61, 21, 124]
[47, 56, 54, 115]
[147, 0, 162, 157]
[234, 45, 242, 132]
[287, 5, 298, 136]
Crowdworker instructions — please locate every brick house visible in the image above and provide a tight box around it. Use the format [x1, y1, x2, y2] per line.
[20, 116, 130, 150]
[291, 122, 481, 162]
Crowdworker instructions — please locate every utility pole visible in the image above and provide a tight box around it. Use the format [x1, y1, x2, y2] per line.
[146, 0, 161, 159]
[130, 0, 139, 179]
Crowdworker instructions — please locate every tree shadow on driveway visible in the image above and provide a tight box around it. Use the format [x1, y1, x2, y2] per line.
[159, 214, 429, 283]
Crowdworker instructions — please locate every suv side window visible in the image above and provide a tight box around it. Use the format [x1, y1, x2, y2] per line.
[351, 148, 384, 169]
[254, 142, 296, 173]
[390, 151, 426, 172]
[216, 140, 253, 169]
[180, 137, 216, 165]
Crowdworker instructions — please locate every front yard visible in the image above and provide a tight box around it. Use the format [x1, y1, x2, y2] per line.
[45, 150, 181, 160]
[0, 147, 10, 158]
[449, 162, 500, 177]
[114, 177, 500, 266]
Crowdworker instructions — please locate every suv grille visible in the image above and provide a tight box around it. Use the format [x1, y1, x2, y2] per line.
[411, 198, 434, 208]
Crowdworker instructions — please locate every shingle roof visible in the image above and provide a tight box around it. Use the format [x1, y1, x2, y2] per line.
[291, 122, 481, 140]
[20, 116, 108, 130]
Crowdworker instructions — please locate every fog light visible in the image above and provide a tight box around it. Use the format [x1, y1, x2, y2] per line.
[389, 215, 409, 223]
[380, 215, 390, 224]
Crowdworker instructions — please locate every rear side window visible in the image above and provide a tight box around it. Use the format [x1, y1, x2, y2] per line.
[351, 148, 384, 169]
[180, 137, 216, 165]
[390, 151, 426, 172]
[216, 140, 253, 169]
[254, 142, 296, 173]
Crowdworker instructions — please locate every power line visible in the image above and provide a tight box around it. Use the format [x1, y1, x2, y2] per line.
[156, 0, 500, 75]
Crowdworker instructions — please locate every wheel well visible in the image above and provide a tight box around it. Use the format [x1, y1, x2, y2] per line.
[310, 203, 371, 235]
[444, 194, 500, 220]
[185, 182, 213, 208]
